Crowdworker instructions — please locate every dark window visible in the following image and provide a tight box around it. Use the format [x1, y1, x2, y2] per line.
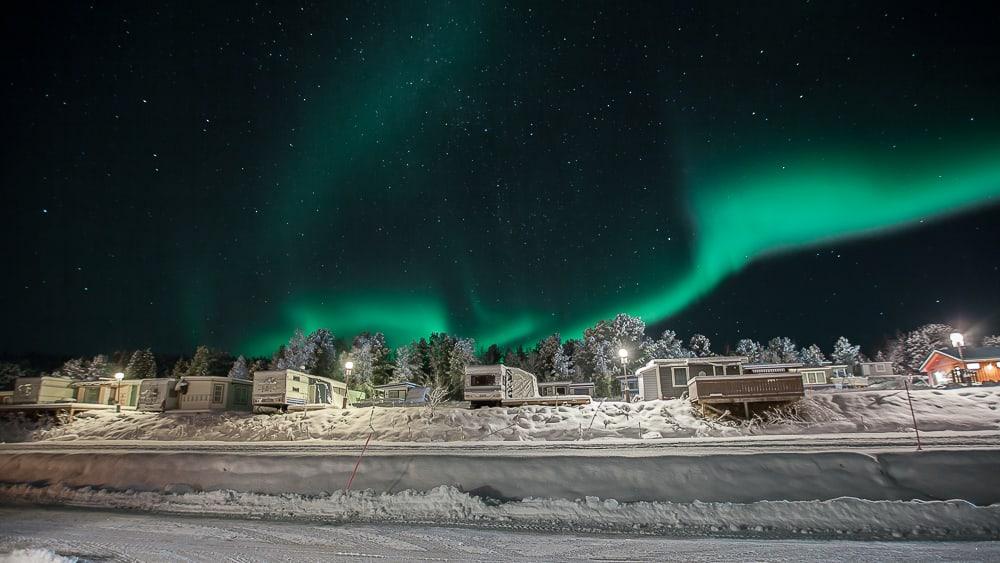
[212, 384, 224, 404]
[673, 368, 689, 386]
[726, 365, 741, 375]
[470, 375, 495, 387]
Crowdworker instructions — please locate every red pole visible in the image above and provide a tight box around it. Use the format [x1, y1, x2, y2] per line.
[904, 377, 922, 451]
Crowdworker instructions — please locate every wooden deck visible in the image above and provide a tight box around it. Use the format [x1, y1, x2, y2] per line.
[688, 373, 804, 409]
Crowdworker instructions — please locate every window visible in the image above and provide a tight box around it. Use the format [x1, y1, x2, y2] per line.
[802, 371, 826, 385]
[672, 367, 689, 387]
[875, 363, 887, 373]
[470, 375, 496, 387]
[212, 384, 224, 404]
[291, 386, 300, 393]
[292, 376, 301, 382]
[833, 368, 848, 378]
[725, 365, 741, 375]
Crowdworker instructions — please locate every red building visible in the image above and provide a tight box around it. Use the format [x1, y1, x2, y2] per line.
[920, 346, 1000, 385]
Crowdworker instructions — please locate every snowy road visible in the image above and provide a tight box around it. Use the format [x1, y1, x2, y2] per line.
[3, 429, 997, 456]
[1, 507, 998, 562]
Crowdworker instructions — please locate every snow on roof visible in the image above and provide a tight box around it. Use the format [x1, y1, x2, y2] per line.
[920, 346, 1000, 372]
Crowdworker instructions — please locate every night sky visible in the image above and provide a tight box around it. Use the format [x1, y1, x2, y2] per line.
[3, 2, 999, 358]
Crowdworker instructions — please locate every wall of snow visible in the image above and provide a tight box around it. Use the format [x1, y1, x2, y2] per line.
[2, 447, 999, 505]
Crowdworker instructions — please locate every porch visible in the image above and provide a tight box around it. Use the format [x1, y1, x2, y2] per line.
[687, 373, 804, 418]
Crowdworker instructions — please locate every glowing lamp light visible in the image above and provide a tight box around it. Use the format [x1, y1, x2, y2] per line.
[114, 372, 125, 381]
[618, 348, 628, 359]
[344, 361, 354, 371]
[950, 332, 965, 347]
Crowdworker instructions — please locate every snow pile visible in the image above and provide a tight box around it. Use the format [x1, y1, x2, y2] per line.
[2, 399, 738, 443]
[2, 387, 997, 443]
[1, 483, 997, 540]
[0, 549, 79, 563]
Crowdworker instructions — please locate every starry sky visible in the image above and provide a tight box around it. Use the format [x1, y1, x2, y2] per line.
[2, 1, 999, 358]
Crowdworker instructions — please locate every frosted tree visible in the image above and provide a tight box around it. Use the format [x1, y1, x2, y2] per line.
[170, 358, 190, 378]
[271, 328, 316, 371]
[125, 348, 157, 379]
[831, 336, 862, 366]
[689, 334, 712, 357]
[900, 323, 955, 373]
[533, 334, 563, 381]
[86, 355, 111, 380]
[798, 344, 827, 366]
[0, 362, 25, 390]
[446, 338, 477, 397]
[762, 337, 798, 364]
[56, 358, 89, 380]
[644, 330, 690, 359]
[228, 355, 250, 380]
[552, 344, 572, 380]
[306, 328, 337, 376]
[735, 339, 763, 363]
[982, 335, 1000, 346]
[187, 346, 213, 377]
[393, 345, 418, 382]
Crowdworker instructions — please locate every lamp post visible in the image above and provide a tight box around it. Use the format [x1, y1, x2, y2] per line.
[344, 361, 354, 409]
[113, 372, 125, 413]
[618, 348, 629, 402]
[951, 332, 966, 384]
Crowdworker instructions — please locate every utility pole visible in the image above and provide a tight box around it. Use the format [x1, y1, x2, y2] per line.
[904, 376, 922, 451]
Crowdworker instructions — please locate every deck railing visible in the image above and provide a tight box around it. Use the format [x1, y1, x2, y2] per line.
[688, 373, 804, 403]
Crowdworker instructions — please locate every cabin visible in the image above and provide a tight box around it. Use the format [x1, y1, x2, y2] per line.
[368, 381, 431, 406]
[252, 369, 363, 411]
[173, 376, 252, 412]
[12, 376, 75, 404]
[859, 361, 895, 377]
[920, 346, 1000, 386]
[634, 357, 745, 401]
[72, 379, 143, 409]
[538, 381, 595, 397]
[137, 378, 181, 411]
[743, 362, 851, 387]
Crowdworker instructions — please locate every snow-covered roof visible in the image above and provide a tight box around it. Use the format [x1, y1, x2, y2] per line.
[920, 346, 1000, 372]
[374, 381, 420, 390]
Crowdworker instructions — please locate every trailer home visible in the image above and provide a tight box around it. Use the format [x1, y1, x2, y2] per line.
[12, 376, 75, 404]
[252, 369, 351, 411]
[175, 376, 252, 412]
[137, 378, 181, 412]
[464, 364, 590, 408]
[73, 379, 142, 408]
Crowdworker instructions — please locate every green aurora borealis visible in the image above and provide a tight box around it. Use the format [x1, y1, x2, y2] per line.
[3, 2, 1000, 357]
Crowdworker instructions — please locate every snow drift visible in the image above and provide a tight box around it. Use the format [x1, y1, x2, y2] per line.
[1, 483, 997, 540]
[2, 388, 997, 443]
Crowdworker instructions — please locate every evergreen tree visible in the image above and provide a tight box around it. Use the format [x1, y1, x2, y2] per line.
[481, 344, 502, 365]
[86, 355, 111, 380]
[170, 358, 190, 378]
[552, 344, 572, 380]
[228, 355, 250, 380]
[735, 339, 763, 363]
[125, 348, 157, 379]
[271, 328, 315, 371]
[798, 344, 827, 366]
[306, 328, 338, 376]
[393, 345, 418, 382]
[689, 334, 712, 357]
[56, 358, 89, 380]
[187, 346, 213, 377]
[831, 336, 862, 366]
[0, 362, 25, 390]
[762, 337, 798, 363]
[981, 335, 1000, 346]
[446, 338, 477, 398]
[533, 334, 563, 381]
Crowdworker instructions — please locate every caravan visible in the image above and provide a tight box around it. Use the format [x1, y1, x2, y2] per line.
[252, 369, 358, 412]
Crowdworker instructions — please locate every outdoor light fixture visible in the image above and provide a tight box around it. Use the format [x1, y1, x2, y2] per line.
[618, 348, 630, 402]
[114, 372, 125, 413]
[950, 332, 965, 348]
[343, 361, 354, 408]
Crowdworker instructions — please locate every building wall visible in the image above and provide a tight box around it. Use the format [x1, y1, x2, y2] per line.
[179, 379, 231, 411]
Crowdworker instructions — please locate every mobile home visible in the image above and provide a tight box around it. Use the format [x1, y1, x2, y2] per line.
[464, 364, 590, 408]
[13, 376, 75, 404]
[176, 376, 253, 412]
[537, 381, 595, 397]
[137, 378, 181, 411]
[252, 369, 350, 411]
[634, 357, 746, 401]
[369, 381, 431, 406]
[73, 379, 143, 408]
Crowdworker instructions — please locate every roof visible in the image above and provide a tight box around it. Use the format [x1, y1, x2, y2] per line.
[374, 381, 420, 390]
[538, 381, 572, 386]
[919, 346, 1000, 372]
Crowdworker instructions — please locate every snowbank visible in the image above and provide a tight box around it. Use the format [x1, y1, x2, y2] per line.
[0, 549, 78, 563]
[2, 388, 997, 443]
[1, 483, 997, 540]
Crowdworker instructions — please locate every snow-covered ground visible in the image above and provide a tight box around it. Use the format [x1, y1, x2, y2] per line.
[1, 486, 998, 541]
[2, 508, 997, 562]
[2, 387, 997, 443]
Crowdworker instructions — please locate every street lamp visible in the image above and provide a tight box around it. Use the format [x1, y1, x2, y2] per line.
[113, 372, 125, 413]
[618, 348, 629, 402]
[951, 332, 966, 384]
[343, 361, 354, 409]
